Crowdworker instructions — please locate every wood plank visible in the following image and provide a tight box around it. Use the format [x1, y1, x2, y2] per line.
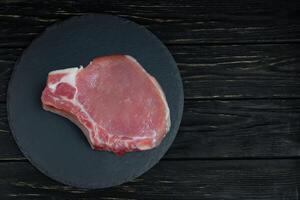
[0, 0, 300, 46]
[168, 99, 300, 159]
[173, 44, 300, 99]
[1, 44, 300, 103]
[1, 98, 300, 160]
[0, 159, 299, 199]
[0, 48, 20, 102]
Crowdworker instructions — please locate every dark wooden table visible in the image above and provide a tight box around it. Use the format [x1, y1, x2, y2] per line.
[1, 1, 300, 199]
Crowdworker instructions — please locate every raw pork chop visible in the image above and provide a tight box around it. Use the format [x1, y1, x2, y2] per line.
[41, 55, 170, 155]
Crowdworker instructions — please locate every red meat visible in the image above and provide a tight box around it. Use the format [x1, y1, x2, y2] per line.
[41, 55, 170, 155]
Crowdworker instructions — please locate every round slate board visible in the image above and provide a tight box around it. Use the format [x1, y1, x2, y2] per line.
[7, 14, 184, 188]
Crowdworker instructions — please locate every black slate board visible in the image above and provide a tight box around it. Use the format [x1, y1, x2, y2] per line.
[7, 14, 184, 188]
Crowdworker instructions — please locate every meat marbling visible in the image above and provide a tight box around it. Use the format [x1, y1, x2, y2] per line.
[41, 55, 170, 155]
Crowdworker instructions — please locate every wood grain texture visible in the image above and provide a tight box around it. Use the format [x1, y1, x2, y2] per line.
[1, 0, 300, 198]
[173, 44, 300, 99]
[0, 160, 299, 199]
[0, 0, 300, 46]
[1, 98, 300, 160]
[1, 44, 300, 102]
